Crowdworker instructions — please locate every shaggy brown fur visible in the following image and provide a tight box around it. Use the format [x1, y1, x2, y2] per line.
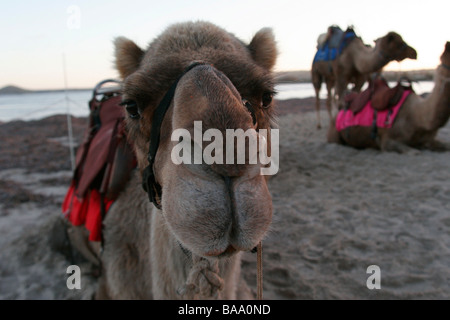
[95, 21, 278, 299]
[328, 41, 450, 153]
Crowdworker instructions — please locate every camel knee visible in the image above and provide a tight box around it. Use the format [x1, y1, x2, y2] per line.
[381, 139, 420, 155]
[423, 139, 450, 152]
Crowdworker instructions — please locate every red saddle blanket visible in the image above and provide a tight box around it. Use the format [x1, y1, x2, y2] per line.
[62, 81, 136, 242]
[336, 90, 412, 132]
[62, 184, 114, 241]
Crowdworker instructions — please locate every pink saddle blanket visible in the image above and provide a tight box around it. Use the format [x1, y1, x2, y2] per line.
[336, 90, 412, 132]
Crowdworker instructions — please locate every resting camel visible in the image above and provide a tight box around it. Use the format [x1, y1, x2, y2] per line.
[327, 41, 450, 153]
[91, 21, 278, 299]
[312, 30, 417, 129]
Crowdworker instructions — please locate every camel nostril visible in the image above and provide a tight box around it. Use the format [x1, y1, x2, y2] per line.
[223, 245, 237, 255]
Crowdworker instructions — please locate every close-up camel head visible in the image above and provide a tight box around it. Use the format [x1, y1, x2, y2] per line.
[375, 31, 417, 62]
[113, 22, 277, 259]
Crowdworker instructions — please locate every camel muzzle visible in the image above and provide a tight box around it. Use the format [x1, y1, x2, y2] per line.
[142, 62, 258, 210]
[405, 45, 417, 60]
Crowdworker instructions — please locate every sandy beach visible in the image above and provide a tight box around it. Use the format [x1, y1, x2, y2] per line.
[0, 98, 449, 300]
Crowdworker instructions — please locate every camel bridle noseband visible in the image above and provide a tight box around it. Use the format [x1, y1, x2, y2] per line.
[140, 62, 205, 210]
[142, 61, 257, 210]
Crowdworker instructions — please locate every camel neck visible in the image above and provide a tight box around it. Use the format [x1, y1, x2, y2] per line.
[351, 40, 389, 73]
[420, 65, 450, 130]
[434, 64, 450, 95]
[441, 63, 450, 71]
[374, 50, 393, 70]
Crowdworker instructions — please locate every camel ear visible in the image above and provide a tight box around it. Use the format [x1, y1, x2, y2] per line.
[114, 37, 145, 79]
[248, 28, 278, 71]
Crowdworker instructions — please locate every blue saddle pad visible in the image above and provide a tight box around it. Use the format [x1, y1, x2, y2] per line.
[313, 29, 357, 63]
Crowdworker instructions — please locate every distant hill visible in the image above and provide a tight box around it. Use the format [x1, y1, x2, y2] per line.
[0, 85, 33, 95]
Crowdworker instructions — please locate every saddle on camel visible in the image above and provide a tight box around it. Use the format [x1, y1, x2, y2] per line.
[336, 76, 414, 135]
[62, 80, 136, 255]
[313, 25, 357, 64]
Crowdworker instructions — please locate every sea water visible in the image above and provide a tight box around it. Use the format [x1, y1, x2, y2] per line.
[0, 90, 92, 122]
[275, 80, 434, 100]
[0, 81, 434, 123]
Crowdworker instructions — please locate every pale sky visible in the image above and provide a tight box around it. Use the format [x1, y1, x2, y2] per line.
[0, 0, 448, 90]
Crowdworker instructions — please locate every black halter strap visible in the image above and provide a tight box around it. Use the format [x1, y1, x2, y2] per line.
[441, 63, 450, 71]
[142, 62, 208, 209]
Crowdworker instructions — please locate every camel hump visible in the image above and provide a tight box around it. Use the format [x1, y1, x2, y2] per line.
[328, 26, 344, 48]
[316, 33, 328, 49]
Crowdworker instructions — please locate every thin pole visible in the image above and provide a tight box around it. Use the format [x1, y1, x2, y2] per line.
[63, 53, 75, 172]
[257, 241, 263, 300]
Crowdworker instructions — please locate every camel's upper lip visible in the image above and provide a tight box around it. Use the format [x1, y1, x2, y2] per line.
[204, 244, 237, 258]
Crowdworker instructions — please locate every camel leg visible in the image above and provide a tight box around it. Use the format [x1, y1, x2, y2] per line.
[423, 139, 450, 152]
[381, 138, 421, 155]
[334, 77, 348, 110]
[331, 88, 338, 114]
[326, 117, 341, 144]
[315, 88, 322, 129]
[325, 80, 334, 122]
[312, 70, 323, 129]
[353, 74, 367, 92]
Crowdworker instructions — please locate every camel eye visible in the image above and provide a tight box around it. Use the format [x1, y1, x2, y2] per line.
[120, 100, 140, 119]
[262, 92, 273, 108]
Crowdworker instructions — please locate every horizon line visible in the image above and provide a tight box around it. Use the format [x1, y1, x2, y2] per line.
[0, 67, 436, 93]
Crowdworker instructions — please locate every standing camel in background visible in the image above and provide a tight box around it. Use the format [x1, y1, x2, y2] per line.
[312, 27, 417, 129]
[311, 26, 354, 129]
[328, 41, 450, 153]
[93, 21, 278, 299]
